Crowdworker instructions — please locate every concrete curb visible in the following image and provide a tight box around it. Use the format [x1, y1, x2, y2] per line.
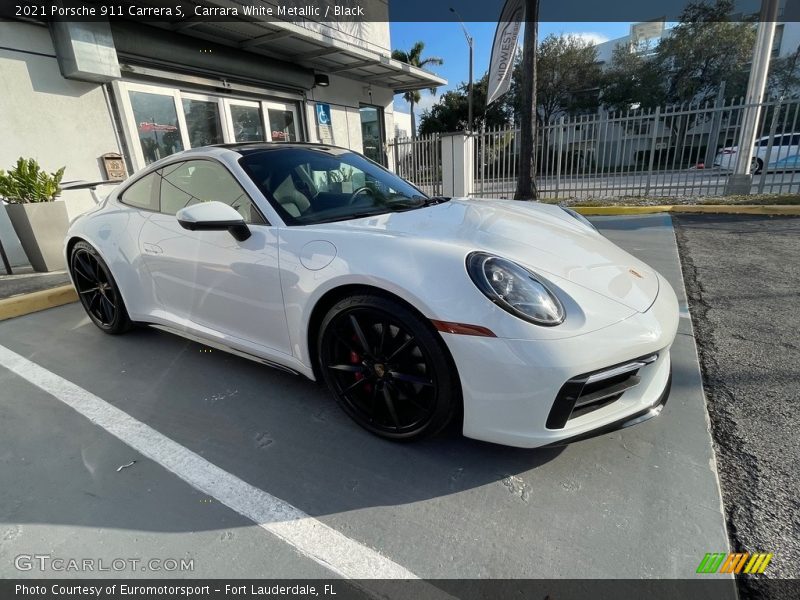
[573, 204, 800, 216]
[0, 285, 78, 321]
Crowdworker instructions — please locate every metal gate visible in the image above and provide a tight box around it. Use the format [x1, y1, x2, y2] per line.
[393, 134, 442, 196]
[471, 98, 800, 199]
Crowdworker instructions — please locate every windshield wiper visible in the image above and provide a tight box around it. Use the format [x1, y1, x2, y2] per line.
[421, 196, 451, 206]
[393, 195, 451, 209]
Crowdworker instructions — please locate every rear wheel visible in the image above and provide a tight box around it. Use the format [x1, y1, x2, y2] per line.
[751, 157, 764, 175]
[317, 294, 460, 441]
[70, 241, 132, 334]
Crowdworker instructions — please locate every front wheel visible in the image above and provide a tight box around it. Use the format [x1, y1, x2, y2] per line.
[317, 294, 460, 441]
[70, 241, 132, 334]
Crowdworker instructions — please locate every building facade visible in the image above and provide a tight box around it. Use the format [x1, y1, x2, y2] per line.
[0, 10, 444, 265]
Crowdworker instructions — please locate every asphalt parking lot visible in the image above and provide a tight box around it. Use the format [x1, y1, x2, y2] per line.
[674, 214, 800, 598]
[0, 215, 732, 586]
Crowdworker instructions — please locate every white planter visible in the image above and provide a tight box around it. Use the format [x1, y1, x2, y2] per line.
[5, 202, 69, 272]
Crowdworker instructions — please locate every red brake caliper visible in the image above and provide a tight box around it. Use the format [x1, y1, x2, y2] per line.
[350, 339, 371, 393]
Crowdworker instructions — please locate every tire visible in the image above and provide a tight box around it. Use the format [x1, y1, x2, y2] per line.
[70, 241, 133, 334]
[752, 158, 764, 175]
[317, 294, 460, 441]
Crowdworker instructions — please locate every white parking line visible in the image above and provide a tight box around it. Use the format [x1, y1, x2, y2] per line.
[0, 344, 418, 580]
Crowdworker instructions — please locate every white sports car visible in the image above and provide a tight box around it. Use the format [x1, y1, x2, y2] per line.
[65, 143, 678, 448]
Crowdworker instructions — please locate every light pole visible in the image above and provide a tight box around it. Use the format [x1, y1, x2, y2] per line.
[725, 0, 779, 194]
[450, 7, 473, 133]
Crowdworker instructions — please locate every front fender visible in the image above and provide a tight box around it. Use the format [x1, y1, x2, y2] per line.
[64, 202, 154, 321]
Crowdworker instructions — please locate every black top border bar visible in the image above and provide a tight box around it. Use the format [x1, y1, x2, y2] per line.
[4, 0, 800, 23]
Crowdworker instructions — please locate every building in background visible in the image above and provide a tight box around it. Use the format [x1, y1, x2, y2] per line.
[595, 19, 800, 67]
[393, 110, 413, 139]
[0, 5, 445, 265]
[0, 13, 444, 179]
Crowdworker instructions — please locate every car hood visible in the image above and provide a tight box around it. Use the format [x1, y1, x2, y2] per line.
[334, 198, 659, 312]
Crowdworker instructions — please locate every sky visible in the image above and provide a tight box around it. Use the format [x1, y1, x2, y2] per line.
[390, 22, 634, 116]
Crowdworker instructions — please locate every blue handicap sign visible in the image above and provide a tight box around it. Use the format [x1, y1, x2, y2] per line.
[316, 103, 331, 126]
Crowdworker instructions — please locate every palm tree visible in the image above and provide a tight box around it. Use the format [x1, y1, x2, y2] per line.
[391, 41, 443, 138]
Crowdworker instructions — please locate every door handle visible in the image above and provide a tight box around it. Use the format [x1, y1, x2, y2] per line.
[143, 243, 163, 255]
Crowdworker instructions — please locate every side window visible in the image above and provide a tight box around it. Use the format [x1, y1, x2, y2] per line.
[157, 160, 266, 224]
[119, 173, 158, 210]
[791, 134, 800, 145]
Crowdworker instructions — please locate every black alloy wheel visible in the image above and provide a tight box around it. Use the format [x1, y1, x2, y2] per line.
[318, 294, 459, 441]
[70, 241, 132, 334]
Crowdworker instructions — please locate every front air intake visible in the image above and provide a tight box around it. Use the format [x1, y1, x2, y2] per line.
[546, 354, 658, 429]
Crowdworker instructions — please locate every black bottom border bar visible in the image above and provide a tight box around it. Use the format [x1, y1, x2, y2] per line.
[4, 578, 799, 600]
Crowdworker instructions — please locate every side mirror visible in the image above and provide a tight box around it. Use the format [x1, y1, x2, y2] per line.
[176, 201, 251, 242]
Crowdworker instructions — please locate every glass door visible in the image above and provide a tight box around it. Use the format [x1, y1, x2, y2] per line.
[359, 105, 386, 165]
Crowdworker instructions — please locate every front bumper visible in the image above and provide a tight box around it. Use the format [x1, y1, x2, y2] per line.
[441, 274, 679, 448]
[542, 366, 672, 447]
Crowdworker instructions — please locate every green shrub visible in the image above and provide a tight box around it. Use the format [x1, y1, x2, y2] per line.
[0, 157, 65, 203]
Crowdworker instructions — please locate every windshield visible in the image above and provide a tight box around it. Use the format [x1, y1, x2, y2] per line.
[239, 147, 429, 225]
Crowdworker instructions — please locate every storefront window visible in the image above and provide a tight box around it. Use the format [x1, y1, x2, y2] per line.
[182, 98, 223, 147]
[268, 109, 297, 142]
[129, 90, 184, 165]
[229, 104, 264, 142]
[118, 82, 302, 170]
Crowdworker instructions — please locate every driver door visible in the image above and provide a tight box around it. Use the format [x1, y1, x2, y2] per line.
[138, 159, 291, 355]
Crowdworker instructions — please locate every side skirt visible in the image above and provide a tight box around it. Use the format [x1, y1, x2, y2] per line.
[148, 324, 303, 377]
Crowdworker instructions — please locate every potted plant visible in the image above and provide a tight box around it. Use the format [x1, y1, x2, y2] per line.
[0, 158, 67, 272]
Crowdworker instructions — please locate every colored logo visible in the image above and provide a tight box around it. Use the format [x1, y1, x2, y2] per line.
[696, 552, 773, 574]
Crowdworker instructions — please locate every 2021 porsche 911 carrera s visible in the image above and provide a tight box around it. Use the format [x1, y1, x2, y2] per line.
[65, 143, 678, 448]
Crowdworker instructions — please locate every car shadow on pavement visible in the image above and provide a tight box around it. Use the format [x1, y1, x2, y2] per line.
[1, 309, 565, 532]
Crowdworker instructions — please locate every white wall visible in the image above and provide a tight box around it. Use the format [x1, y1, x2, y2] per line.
[0, 22, 121, 183]
[305, 74, 396, 162]
[394, 110, 412, 139]
[0, 21, 122, 266]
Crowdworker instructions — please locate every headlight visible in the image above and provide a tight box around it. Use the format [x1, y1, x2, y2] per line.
[466, 252, 565, 326]
[560, 206, 598, 232]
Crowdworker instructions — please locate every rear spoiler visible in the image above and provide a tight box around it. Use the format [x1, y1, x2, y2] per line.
[60, 180, 120, 205]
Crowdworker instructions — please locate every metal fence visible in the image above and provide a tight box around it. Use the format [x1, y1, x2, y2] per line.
[397, 98, 800, 199]
[393, 133, 442, 196]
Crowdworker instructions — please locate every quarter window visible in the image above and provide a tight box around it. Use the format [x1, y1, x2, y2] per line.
[157, 160, 266, 225]
[119, 172, 158, 211]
